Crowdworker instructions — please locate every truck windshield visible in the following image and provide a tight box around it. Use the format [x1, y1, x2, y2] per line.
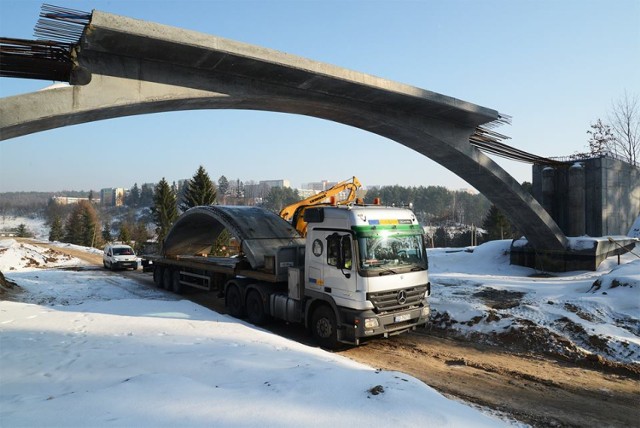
[356, 232, 427, 274]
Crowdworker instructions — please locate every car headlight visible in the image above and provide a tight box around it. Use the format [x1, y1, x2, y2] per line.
[421, 306, 430, 317]
[364, 318, 379, 329]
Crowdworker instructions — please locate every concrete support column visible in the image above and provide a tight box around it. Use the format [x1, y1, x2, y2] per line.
[568, 163, 586, 236]
[542, 167, 555, 217]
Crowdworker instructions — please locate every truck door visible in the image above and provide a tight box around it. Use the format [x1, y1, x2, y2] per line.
[322, 233, 357, 299]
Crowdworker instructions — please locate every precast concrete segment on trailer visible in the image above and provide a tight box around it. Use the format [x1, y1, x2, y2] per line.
[163, 206, 304, 269]
[0, 10, 568, 252]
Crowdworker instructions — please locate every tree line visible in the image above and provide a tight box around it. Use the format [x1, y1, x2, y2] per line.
[40, 163, 518, 251]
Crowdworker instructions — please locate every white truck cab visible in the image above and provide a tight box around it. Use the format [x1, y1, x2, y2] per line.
[103, 244, 138, 270]
[303, 205, 430, 346]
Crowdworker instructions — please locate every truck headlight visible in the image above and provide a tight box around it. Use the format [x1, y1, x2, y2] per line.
[364, 318, 379, 329]
[421, 306, 430, 317]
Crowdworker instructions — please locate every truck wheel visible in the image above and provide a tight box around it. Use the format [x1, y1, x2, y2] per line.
[311, 305, 338, 349]
[226, 285, 245, 318]
[246, 290, 268, 326]
[103, 260, 107, 269]
[171, 270, 182, 294]
[153, 266, 164, 288]
[162, 268, 173, 291]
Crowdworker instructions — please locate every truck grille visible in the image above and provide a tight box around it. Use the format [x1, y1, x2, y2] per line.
[367, 285, 427, 313]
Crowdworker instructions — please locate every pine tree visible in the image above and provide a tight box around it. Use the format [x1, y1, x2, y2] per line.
[63, 200, 101, 247]
[16, 223, 32, 238]
[127, 183, 141, 207]
[140, 184, 154, 207]
[482, 205, 512, 241]
[180, 166, 217, 212]
[587, 119, 614, 157]
[434, 226, 448, 247]
[102, 222, 113, 243]
[152, 178, 178, 247]
[211, 229, 232, 256]
[80, 200, 101, 247]
[64, 204, 84, 244]
[218, 175, 229, 204]
[49, 216, 63, 242]
[236, 179, 244, 199]
[118, 223, 131, 245]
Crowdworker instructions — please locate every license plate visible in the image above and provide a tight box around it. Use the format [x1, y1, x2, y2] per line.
[394, 313, 411, 323]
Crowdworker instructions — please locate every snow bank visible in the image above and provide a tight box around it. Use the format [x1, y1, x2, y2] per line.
[0, 239, 87, 271]
[429, 241, 640, 364]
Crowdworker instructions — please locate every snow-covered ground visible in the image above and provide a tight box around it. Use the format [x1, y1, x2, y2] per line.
[0, 239, 515, 427]
[0, 214, 49, 239]
[428, 241, 640, 365]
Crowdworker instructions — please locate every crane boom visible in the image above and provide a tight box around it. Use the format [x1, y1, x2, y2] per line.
[280, 176, 362, 236]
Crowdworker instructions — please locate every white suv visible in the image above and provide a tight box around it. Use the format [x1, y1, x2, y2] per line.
[103, 244, 138, 270]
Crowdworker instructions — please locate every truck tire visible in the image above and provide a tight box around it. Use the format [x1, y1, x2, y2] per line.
[153, 266, 164, 288]
[226, 285, 245, 318]
[246, 290, 269, 326]
[171, 270, 182, 294]
[311, 305, 338, 349]
[162, 268, 173, 291]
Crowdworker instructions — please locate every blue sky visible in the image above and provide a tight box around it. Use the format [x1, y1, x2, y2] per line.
[1, 0, 639, 192]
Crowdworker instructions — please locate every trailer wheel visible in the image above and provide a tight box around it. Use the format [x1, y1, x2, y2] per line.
[153, 266, 164, 287]
[226, 285, 245, 318]
[246, 290, 268, 326]
[311, 305, 338, 349]
[171, 270, 182, 294]
[162, 268, 173, 291]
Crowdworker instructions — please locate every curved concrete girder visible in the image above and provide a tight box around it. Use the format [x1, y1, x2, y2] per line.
[0, 74, 568, 251]
[0, 10, 568, 251]
[164, 205, 303, 269]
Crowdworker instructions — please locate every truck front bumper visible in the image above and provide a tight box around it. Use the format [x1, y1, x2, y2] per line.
[337, 305, 430, 345]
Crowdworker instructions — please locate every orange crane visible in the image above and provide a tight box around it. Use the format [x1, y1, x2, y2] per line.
[280, 176, 362, 236]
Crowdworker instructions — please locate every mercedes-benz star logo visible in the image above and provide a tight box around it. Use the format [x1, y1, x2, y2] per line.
[397, 290, 407, 305]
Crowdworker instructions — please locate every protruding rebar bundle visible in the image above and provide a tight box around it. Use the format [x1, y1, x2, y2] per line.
[34, 4, 91, 44]
[0, 4, 90, 82]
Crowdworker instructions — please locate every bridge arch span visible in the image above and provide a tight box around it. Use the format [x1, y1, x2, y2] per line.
[0, 10, 567, 252]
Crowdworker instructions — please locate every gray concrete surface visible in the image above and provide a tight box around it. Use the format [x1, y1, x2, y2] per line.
[164, 205, 303, 270]
[0, 10, 568, 252]
[532, 156, 640, 237]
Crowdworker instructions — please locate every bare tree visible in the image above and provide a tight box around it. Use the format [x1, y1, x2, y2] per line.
[609, 91, 639, 166]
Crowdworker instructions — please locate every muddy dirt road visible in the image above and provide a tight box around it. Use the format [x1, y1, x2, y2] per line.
[179, 281, 639, 427]
[19, 241, 640, 427]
